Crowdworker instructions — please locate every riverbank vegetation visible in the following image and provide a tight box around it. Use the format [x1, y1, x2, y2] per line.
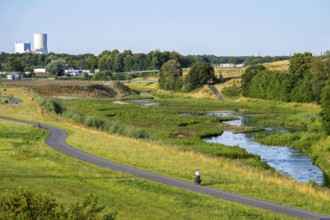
[240, 51, 330, 177]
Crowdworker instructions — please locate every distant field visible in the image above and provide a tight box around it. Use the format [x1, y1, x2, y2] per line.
[215, 66, 245, 78]
[263, 60, 290, 72]
[183, 66, 245, 79]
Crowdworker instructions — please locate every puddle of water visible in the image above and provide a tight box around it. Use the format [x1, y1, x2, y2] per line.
[117, 99, 159, 108]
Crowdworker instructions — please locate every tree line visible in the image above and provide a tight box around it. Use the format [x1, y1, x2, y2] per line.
[241, 51, 330, 134]
[0, 50, 289, 75]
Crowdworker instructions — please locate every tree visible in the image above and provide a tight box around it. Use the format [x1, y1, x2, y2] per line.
[288, 52, 314, 102]
[92, 70, 112, 81]
[241, 65, 266, 96]
[289, 52, 313, 78]
[46, 59, 67, 76]
[320, 79, 330, 135]
[6, 58, 24, 72]
[158, 60, 183, 90]
[311, 51, 330, 103]
[185, 62, 216, 91]
[86, 56, 97, 72]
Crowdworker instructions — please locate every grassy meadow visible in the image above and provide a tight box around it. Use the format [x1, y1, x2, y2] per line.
[1, 79, 330, 218]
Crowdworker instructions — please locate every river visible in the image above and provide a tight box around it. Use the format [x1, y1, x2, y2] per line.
[202, 111, 326, 186]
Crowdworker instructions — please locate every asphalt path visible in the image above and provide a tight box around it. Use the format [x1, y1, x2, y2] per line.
[0, 96, 23, 104]
[208, 85, 225, 100]
[1, 115, 330, 220]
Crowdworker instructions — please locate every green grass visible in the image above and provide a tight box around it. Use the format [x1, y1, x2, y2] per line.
[58, 97, 263, 163]
[0, 119, 295, 220]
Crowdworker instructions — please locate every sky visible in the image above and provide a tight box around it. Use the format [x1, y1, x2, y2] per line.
[0, 0, 329, 56]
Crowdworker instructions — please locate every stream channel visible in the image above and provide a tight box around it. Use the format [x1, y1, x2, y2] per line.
[202, 111, 327, 186]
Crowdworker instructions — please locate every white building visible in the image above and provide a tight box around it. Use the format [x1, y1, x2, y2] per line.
[34, 33, 48, 54]
[34, 68, 47, 74]
[15, 42, 31, 53]
[64, 69, 91, 76]
[219, 63, 244, 68]
[6, 72, 21, 80]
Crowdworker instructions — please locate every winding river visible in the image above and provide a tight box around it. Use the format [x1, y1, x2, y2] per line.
[202, 111, 327, 186]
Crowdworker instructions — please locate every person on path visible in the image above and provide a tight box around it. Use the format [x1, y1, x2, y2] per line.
[194, 169, 201, 184]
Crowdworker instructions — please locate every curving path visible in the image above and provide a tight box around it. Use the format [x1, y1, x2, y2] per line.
[0, 115, 329, 220]
[208, 85, 225, 100]
[0, 96, 23, 104]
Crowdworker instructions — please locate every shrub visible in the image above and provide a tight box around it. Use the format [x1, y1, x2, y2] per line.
[0, 188, 117, 220]
[84, 116, 107, 128]
[0, 188, 57, 220]
[222, 86, 241, 98]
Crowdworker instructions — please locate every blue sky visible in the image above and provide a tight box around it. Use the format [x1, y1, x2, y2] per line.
[0, 0, 329, 56]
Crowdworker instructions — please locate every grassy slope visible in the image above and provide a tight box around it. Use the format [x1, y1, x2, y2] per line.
[2, 80, 134, 98]
[0, 88, 297, 219]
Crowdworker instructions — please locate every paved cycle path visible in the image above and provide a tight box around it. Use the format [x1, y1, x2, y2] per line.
[1, 115, 329, 220]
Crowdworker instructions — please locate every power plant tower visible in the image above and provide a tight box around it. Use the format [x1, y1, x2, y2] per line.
[34, 33, 48, 54]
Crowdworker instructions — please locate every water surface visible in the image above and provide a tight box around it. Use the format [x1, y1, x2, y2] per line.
[122, 99, 159, 108]
[203, 111, 326, 185]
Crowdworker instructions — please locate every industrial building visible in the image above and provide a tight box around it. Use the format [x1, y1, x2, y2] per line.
[34, 33, 48, 54]
[14, 42, 31, 53]
[14, 33, 48, 54]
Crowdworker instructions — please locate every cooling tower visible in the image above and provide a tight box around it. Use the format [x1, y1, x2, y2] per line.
[34, 33, 48, 54]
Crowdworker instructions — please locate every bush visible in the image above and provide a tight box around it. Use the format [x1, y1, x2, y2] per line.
[0, 188, 57, 220]
[123, 127, 149, 139]
[222, 86, 241, 98]
[84, 116, 107, 128]
[0, 189, 117, 220]
[64, 112, 148, 139]
[28, 89, 63, 114]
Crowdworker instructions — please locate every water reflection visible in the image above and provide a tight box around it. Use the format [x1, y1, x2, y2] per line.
[122, 99, 159, 108]
[203, 112, 326, 185]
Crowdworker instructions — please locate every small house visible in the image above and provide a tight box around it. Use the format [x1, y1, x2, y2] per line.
[7, 72, 21, 80]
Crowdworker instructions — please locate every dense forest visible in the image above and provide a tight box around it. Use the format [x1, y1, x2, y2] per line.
[0, 50, 289, 75]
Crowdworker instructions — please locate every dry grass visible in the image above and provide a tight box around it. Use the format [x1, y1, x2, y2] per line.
[263, 60, 290, 72]
[215, 66, 245, 78]
[2, 80, 132, 98]
[183, 67, 245, 79]
[125, 81, 159, 92]
[184, 85, 218, 99]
